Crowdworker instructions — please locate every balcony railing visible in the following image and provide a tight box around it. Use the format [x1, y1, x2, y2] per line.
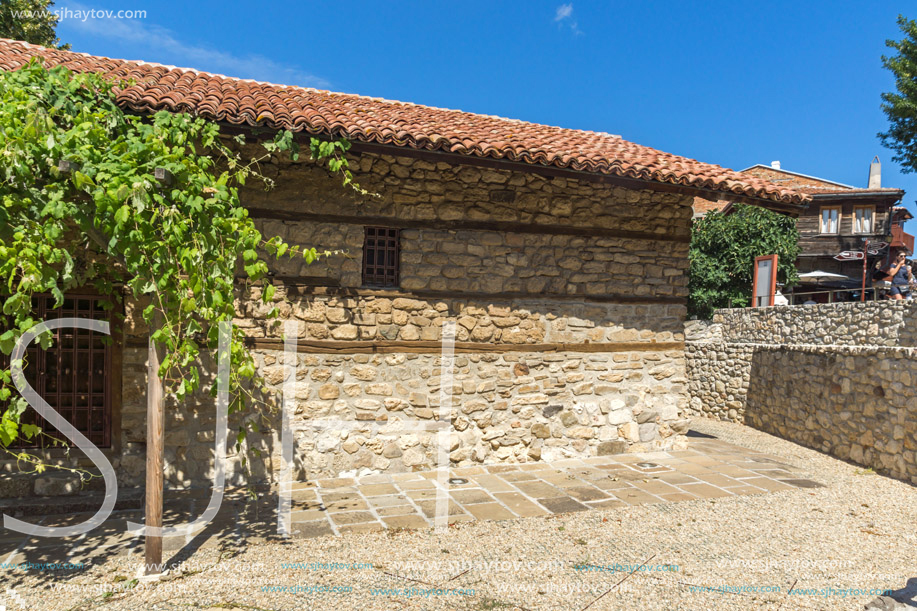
[890, 224, 915, 254]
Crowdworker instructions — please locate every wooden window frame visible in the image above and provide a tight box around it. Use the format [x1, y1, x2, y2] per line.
[853, 205, 875, 234]
[0, 294, 120, 450]
[819, 206, 840, 235]
[361, 226, 401, 288]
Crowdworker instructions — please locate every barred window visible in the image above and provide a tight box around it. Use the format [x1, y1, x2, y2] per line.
[362, 227, 400, 288]
[0, 295, 112, 448]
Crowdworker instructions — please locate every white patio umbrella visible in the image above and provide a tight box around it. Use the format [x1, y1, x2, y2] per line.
[795, 270, 858, 304]
[797, 271, 852, 284]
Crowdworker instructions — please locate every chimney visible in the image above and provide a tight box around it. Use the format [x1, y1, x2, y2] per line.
[868, 156, 881, 189]
[771, 161, 781, 170]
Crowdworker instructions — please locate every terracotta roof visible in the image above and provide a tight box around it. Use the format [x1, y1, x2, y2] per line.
[741, 165, 905, 201]
[741, 164, 854, 190]
[797, 186, 904, 196]
[0, 38, 808, 206]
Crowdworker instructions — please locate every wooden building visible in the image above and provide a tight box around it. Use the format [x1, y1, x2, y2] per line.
[742, 161, 910, 280]
[695, 160, 911, 297]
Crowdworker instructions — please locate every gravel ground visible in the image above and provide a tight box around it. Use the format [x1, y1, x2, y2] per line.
[6, 419, 917, 611]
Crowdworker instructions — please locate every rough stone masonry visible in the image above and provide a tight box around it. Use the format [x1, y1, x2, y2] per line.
[686, 301, 917, 485]
[1, 149, 695, 496]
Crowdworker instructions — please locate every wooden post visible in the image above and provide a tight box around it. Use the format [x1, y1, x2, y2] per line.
[144, 309, 165, 575]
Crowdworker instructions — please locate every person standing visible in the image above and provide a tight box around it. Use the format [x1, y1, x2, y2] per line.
[884, 250, 913, 300]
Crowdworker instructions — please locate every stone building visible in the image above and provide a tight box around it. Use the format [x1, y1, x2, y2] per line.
[0, 39, 807, 495]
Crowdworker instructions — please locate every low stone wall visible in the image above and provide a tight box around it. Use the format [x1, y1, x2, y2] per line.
[745, 344, 917, 483]
[685, 338, 752, 422]
[713, 301, 915, 346]
[685, 301, 917, 484]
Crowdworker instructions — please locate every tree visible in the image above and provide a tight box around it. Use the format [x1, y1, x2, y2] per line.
[0, 59, 360, 467]
[688, 203, 800, 319]
[0, 0, 69, 49]
[879, 15, 917, 174]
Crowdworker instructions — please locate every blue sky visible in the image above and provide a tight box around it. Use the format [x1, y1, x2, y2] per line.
[55, 0, 916, 214]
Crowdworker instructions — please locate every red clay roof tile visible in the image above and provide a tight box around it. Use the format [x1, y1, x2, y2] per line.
[0, 38, 808, 206]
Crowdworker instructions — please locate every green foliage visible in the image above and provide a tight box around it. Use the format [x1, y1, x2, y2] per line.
[0, 0, 69, 49]
[879, 15, 917, 175]
[0, 59, 360, 458]
[688, 203, 799, 319]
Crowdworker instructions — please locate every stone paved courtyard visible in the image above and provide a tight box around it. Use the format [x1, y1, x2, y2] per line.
[0, 431, 822, 565]
[5, 421, 915, 611]
[284, 434, 818, 537]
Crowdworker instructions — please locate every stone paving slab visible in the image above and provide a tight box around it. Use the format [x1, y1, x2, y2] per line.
[0, 434, 821, 568]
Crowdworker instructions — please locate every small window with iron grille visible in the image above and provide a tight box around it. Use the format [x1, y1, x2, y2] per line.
[362, 227, 400, 288]
[0, 295, 112, 448]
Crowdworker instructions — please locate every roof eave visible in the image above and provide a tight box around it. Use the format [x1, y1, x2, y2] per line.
[220, 124, 809, 213]
[810, 190, 904, 201]
[344, 142, 812, 214]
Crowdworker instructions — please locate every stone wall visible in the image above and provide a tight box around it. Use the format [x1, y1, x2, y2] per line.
[712, 301, 915, 346]
[250, 148, 691, 300]
[234, 291, 686, 345]
[685, 336, 753, 422]
[244, 149, 692, 241]
[258, 220, 683, 298]
[111, 292, 690, 489]
[685, 301, 917, 484]
[745, 345, 917, 483]
[255, 348, 687, 481]
[1, 149, 695, 497]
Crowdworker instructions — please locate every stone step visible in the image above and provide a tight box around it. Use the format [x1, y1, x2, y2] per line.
[0, 488, 145, 517]
[0, 470, 109, 499]
[0, 482, 278, 518]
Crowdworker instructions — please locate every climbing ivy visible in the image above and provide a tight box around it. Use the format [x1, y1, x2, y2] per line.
[0, 59, 359, 472]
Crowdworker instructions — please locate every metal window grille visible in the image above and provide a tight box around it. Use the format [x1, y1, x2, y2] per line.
[362, 227, 400, 288]
[0, 295, 112, 448]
